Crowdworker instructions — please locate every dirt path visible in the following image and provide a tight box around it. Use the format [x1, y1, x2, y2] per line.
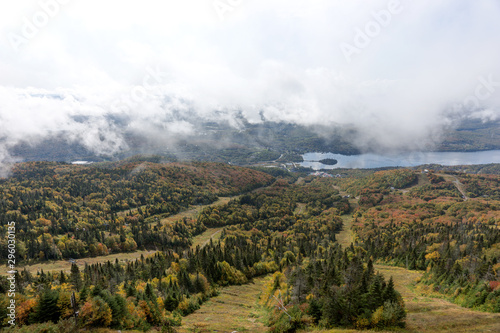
[439, 173, 469, 201]
[178, 276, 271, 333]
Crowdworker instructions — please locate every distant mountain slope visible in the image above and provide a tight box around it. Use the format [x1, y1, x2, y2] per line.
[6, 118, 499, 164]
[438, 118, 500, 152]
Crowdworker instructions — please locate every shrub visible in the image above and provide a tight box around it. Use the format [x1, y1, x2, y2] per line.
[269, 306, 306, 333]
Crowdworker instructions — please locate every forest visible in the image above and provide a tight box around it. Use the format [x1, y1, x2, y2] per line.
[0, 160, 273, 262]
[339, 169, 500, 313]
[0, 161, 499, 332]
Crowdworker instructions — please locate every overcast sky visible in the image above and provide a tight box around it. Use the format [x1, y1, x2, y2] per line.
[1, 0, 500, 165]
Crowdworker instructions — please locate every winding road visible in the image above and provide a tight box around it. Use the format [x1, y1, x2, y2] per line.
[438, 173, 469, 201]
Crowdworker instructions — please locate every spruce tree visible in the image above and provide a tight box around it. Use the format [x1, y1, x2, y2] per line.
[70, 263, 82, 291]
[32, 289, 61, 323]
[383, 276, 398, 303]
[367, 274, 384, 311]
[59, 270, 66, 284]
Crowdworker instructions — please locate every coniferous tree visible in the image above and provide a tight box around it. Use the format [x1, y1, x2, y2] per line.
[59, 270, 66, 284]
[367, 274, 384, 311]
[70, 263, 82, 291]
[31, 289, 60, 324]
[383, 276, 398, 303]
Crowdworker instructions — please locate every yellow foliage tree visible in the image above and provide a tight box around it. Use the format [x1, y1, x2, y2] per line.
[80, 296, 112, 327]
[425, 251, 441, 262]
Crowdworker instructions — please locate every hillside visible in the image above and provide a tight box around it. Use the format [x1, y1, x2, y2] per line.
[0, 160, 273, 262]
[332, 168, 500, 313]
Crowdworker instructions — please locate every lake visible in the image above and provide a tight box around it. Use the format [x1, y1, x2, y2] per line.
[301, 150, 500, 170]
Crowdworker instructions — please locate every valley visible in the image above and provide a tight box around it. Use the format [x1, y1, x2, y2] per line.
[8, 119, 500, 168]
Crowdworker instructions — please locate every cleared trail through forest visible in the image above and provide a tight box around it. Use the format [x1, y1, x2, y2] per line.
[374, 265, 500, 333]
[178, 275, 271, 333]
[179, 192, 500, 333]
[0, 249, 156, 275]
[337, 213, 355, 249]
[191, 227, 223, 249]
[158, 196, 232, 226]
[400, 172, 430, 194]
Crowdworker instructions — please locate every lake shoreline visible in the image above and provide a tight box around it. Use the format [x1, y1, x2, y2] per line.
[301, 150, 500, 170]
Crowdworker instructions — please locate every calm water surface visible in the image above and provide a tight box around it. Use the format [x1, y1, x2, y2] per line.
[301, 150, 500, 170]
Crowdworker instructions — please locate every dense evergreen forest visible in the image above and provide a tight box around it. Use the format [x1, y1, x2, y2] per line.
[0, 161, 499, 332]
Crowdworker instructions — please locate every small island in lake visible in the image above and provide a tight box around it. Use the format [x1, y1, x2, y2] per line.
[318, 158, 338, 165]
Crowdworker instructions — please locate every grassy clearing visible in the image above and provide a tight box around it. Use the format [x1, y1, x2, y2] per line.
[294, 203, 307, 215]
[117, 204, 148, 217]
[178, 275, 271, 333]
[304, 264, 500, 333]
[417, 173, 430, 187]
[191, 228, 223, 249]
[336, 214, 355, 249]
[1, 250, 156, 275]
[400, 173, 430, 195]
[159, 197, 232, 226]
[374, 265, 500, 333]
[332, 185, 358, 210]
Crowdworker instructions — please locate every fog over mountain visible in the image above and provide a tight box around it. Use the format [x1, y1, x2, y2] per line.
[1, 0, 500, 174]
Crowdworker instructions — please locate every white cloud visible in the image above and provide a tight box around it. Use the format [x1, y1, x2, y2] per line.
[0, 0, 499, 166]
